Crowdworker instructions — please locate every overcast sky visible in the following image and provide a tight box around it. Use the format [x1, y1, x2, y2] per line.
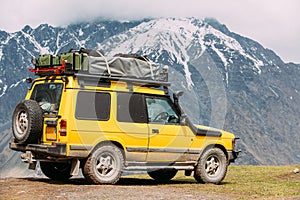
[0, 0, 299, 63]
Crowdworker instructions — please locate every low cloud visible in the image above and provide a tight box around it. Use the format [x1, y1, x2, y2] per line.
[0, 0, 299, 62]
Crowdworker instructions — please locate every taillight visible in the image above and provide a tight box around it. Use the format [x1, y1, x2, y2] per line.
[59, 119, 67, 136]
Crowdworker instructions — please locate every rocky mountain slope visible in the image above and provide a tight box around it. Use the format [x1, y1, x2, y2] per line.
[99, 18, 300, 165]
[0, 17, 299, 176]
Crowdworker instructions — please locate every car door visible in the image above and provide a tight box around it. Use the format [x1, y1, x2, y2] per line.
[145, 95, 193, 163]
[115, 92, 149, 162]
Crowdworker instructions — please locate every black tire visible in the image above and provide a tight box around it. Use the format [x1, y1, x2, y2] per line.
[83, 144, 124, 185]
[147, 169, 178, 182]
[194, 148, 228, 184]
[12, 100, 43, 144]
[40, 162, 72, 181]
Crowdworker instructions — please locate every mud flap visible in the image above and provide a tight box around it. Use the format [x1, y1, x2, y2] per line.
[71, 159, 80, 176]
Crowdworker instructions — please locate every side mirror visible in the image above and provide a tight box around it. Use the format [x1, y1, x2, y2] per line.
[180, 114, 187, 126]
[173, 91, 184, 99]
[173, 90, 183, 108]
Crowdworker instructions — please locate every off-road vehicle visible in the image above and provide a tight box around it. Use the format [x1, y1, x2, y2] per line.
[10, 48, 239, 184]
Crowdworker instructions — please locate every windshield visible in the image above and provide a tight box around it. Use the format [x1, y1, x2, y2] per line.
[30, 83, 63, 116]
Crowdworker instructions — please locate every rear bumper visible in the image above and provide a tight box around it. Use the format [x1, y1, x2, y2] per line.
[228, 150, 240, 163]
[9, 142, 67, 157]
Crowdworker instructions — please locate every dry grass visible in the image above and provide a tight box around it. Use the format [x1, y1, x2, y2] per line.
[0, 165, 299, 200]
[124, 165, 300, 199]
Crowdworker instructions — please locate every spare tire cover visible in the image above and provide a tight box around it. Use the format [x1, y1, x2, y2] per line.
[12, 100, 43, 144]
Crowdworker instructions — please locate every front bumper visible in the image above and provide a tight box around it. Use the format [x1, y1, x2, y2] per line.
[9, 142, 66, 157]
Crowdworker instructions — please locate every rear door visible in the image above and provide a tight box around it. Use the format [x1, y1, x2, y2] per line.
[115, 92, 149, 162]
[30, 82, 64, 143]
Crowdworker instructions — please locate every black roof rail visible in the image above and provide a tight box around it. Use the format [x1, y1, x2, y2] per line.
[75, 73, 171, 87]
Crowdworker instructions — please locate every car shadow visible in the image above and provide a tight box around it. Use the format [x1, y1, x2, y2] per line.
[22, 176, 230, 186]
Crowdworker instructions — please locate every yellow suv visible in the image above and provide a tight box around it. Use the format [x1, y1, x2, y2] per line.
[10, 50, 239, 184]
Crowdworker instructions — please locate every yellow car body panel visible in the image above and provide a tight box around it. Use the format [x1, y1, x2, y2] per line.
[20, 75, 237, 163]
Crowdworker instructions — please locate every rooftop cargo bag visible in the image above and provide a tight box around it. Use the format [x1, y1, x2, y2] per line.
[36, 54, 60, 67]
[88, 55, 158, 80]
[60, 52, 88, 71]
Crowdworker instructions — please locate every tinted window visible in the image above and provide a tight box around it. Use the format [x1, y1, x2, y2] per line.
[76, 92, 110, 120]
[117, 93, 147, 123]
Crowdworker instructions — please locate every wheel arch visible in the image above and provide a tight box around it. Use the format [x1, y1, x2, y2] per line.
[90, 140, 126, 158]
[202, 144, 228, 160]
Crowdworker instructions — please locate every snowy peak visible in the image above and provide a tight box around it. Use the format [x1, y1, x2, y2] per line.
[0, 17, 287, 108]
[99, 17, 274, 87]
[0, 17, 299, 167]
[101, 17, 265, 63]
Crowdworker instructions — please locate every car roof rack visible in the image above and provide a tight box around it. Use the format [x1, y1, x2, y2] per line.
[29, 49, 170, 87]
[29, 60, 171, 87]
[75, 72, 171, 87]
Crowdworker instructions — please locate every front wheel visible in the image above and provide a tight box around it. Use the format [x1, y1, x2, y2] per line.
[194, 148, 228, 184]
[40, 162, 72, 181]
[83, 144, 124, 184]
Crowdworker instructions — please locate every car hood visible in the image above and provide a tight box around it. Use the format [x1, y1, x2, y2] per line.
[194, 124, 235, 139]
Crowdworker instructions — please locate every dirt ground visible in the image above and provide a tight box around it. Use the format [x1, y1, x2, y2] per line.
[1, 165, 300, 200]
[0, 176, 233, 200]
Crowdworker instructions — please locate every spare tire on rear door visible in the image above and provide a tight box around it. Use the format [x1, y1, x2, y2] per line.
[12, 100, 43, 144]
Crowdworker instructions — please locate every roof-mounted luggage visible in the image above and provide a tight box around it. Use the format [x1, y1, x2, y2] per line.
[30, 48, 169, 85]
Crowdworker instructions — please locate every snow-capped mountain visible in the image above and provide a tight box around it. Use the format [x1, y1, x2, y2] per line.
[0, 17, 299, 176]
[0, 20, 142, 124]
[98, 18, 300, 166]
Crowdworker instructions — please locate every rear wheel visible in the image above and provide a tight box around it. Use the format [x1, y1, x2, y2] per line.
[12, 100, 43, 144]
[40, 162, 72, 181]
[147, 169, 178, 182]
[194, 148, 228, 184]
[83, 144, 124, 184]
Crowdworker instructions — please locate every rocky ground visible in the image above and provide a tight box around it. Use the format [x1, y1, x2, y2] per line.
[1, 165, 299, 200]
[0, 177, 233, 200]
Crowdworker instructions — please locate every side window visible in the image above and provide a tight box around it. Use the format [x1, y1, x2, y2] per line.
[75, 91, 110, 120]
[117, 93, 147, 123]
[146, 96, 179, 124]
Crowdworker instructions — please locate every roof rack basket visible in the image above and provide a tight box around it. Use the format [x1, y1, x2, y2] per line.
[75, 72, 171, 87]
[30, 48, 170, 87]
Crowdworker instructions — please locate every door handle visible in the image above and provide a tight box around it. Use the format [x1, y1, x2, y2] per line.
[152, 129, 159, 134]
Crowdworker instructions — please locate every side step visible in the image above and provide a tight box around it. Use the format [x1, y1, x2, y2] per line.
[125, 165, 194, 171]
[124, 161, 196, 171]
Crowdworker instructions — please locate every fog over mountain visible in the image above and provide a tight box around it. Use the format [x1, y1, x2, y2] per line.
[1, 17, 299, 176]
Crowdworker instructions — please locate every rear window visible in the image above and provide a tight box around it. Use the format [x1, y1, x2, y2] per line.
[75, 91, 110, 121]
[30, 83, 63, 115]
